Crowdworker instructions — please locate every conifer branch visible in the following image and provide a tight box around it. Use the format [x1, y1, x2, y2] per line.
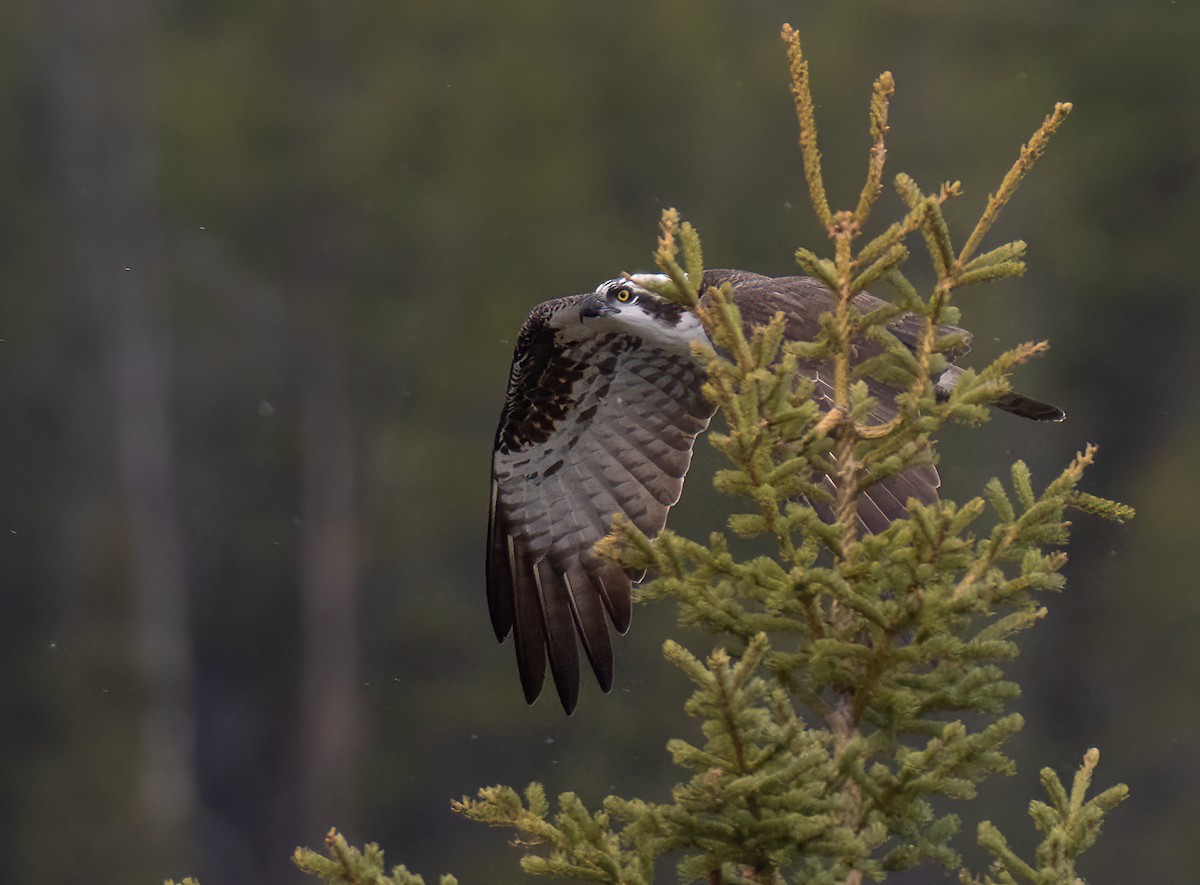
[291, 829, 458, 885]
[654, 208, 703, 309]
[854, 71, 894, 227]
[958, 103, 1073, 268]
[781, 24, 832, 229]
[962, 749, 1127, 884]
[452, 784, 655, 883]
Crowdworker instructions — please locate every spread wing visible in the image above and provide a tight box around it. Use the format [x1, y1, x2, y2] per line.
[702, 269, 967, 533]
[488, 302, 713, 713]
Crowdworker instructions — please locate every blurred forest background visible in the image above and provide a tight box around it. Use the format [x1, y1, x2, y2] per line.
[2, 0, 1197, 882]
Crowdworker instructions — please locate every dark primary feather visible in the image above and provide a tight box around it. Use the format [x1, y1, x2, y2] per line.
[488, 269, 1063, 712]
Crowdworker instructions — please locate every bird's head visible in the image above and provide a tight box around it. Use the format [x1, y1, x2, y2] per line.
[556, 274, 707, 354]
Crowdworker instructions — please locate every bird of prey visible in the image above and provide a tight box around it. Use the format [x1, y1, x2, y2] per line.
[487, 269, 1063, 713]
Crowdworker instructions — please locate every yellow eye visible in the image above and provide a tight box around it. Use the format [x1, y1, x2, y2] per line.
[614, 287, 633, 303]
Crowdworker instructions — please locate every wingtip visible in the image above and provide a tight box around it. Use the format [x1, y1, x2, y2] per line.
[556, 686, 580, 716]
[522, 670, 579, 715]
[490, 613, 512, 644]
[520, 670, 545, 706]
[548, 648, 581, 714]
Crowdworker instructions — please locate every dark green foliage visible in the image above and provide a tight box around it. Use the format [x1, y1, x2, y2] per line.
[964, 749, 1130, 885]
[294, 830, 458, 885]
[171, 831, 462, 885]
[288, 23, 1130, 885]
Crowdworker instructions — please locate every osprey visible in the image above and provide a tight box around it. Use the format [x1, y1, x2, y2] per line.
[488, 269, 1063, 713]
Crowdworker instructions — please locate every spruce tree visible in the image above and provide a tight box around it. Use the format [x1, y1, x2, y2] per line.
[173, 22, 1131, 885]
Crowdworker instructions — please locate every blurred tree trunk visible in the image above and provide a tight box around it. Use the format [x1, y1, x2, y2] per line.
[297, 309, 362, 833]
[289, 0, 366, 836]
[44, 0, 197, 844]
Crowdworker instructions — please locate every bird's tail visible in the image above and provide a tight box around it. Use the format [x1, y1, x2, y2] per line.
[995, 391, 1066, 422]
[935, 365, 1065, 422]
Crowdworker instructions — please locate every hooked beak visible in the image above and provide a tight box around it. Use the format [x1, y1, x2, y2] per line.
[579, 292, 618, 320]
